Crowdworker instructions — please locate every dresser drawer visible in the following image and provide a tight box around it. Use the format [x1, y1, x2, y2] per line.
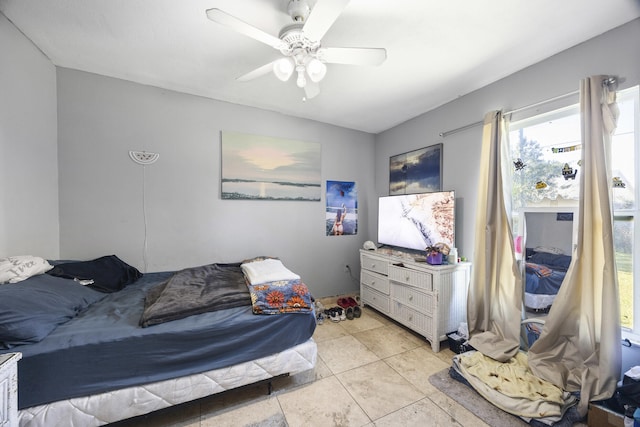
[388, 265, 433, 290]
[391, 283, 434, 314]
[361, 254, 389, 276]
[362, 286, 390, 314]
[392, 302, 433, 339]
[360, 270, 390, 294]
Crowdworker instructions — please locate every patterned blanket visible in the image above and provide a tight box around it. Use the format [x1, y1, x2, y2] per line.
[526, 262, 553, 277]
[241, 258, 313, 315]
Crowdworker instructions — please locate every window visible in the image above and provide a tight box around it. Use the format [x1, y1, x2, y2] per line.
[508, 85, 640, 340]
[612, 87, 639, 339]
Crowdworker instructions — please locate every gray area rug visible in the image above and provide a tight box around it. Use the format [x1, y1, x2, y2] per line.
[429, 368, 529, 427]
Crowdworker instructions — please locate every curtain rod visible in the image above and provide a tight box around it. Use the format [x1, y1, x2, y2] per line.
[438, 90, 578, 138]
[439, 76, 619, 138]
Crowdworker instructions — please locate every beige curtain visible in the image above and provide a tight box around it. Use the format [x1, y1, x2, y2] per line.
[467, 110, 523, 362]
[528, 76, 621, 417]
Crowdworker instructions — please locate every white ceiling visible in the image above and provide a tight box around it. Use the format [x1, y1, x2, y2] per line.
[1, 0, 639, 134]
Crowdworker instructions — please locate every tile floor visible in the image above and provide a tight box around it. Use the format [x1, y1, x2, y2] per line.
[112, 298, 496, 427]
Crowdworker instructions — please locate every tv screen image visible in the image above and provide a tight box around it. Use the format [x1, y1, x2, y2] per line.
[377, 191, 455, 251]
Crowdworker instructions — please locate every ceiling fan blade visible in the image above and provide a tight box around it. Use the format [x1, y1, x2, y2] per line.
[206, 8, 284, 49]
[304, 81, 321, 99]
[319, 47, 387, 66]
[302, 0, 350, 41]
[236, 61, 277, 82]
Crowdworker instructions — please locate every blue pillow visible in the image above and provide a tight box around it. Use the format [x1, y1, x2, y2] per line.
[528, 252, 572, 270]
[0, 274, 105, 348]
[46, 255, 143, 293]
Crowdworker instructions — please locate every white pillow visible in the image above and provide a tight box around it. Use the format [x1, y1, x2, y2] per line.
[534, 246, 564, 255]
[0, 256, 53, 284]
[241, 258, 300, 285]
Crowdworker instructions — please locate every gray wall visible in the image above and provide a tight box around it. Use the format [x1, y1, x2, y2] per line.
[373, 19, 640, 263]
[3, 12, 639, 299]
[524, 212, 575, 255]
[56, 69, 375, 297]
[0, 13, 59, 258]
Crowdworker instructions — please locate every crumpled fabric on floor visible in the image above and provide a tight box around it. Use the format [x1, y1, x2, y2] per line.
[453, 351, 577, 424]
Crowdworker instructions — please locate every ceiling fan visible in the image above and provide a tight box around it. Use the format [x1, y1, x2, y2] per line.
[206, 0, 387, 99]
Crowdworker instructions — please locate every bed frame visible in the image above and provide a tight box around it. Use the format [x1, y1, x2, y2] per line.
[18, 338, 316, 426]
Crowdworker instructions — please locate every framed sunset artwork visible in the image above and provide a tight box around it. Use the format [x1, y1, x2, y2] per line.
[221, 131, 321, 201]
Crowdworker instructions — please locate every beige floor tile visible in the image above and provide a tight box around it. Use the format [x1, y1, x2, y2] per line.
[336, 311, 385, 334]
[313, 356, 333, 379]
[313, 319, 350, 342]
[336, 360, 424, 421]
[359, 307, 393, 326]
[353, 325, 423, 358]
[277, 376, 371, 427]
[317, 334, 380, 374]
[433, 345, 457, 365]
[373, 397, 462, 427]
[200, 396, 285, 427]
[425, 389, 491, 427]
[384, 346, 451, 394]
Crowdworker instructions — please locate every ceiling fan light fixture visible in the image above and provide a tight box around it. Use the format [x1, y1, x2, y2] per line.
[295, 66, 307, 88]
[306, 57, 327, 83]
[273, 57, 295, 81]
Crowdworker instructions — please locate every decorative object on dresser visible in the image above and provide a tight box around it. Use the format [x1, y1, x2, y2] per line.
[0, 352, 21, 427]
[360, 248, 471, 352]
[425, 243, 449, 265]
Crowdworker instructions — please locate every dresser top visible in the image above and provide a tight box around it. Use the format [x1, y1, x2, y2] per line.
[361, 248, 470, 271]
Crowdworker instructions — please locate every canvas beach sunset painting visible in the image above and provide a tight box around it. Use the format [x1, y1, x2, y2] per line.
[221, 131, 321, 201]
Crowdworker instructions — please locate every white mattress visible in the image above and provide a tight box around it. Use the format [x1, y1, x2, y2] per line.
[525, 292, 556, 310]
[19, 338, 317, 427]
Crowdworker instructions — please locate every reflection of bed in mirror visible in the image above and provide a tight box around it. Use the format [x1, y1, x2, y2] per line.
[518, 208, 577, 312]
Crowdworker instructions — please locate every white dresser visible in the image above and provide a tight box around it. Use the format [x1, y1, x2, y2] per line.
[360, 248, 471, 352]
[0, 352, 21, 427]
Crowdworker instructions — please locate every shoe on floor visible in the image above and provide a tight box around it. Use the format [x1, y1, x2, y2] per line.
[353, 306, 362, 318]
[327, 307, 340, 322]
[346, 306, 355, 320]
[337, 298, 349, 309]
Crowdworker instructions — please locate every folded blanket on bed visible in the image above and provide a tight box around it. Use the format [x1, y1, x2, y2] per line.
[526, 262, 553, 278]
[140, 263, 250, 327]
[241, 258, 300, 285]
[247, 279, 313, 314]
[241, 258, 312, 315]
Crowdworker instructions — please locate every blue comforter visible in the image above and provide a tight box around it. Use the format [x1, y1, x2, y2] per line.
[524, 251, 572, 295]
[1, 271, 316, 409]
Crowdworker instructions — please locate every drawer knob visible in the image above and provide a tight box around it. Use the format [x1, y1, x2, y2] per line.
[409, 295, 413, 301]
[408, 315, 413, 321]
[371, 263, 376, 268]
[372, 280, 376, 285]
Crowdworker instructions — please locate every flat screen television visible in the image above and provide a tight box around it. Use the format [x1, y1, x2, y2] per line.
[377, 191, 455, 252]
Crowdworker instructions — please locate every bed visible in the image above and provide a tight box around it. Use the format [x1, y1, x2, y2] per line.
[524, 249, 572, 312]
[0, 255, 317, 427]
